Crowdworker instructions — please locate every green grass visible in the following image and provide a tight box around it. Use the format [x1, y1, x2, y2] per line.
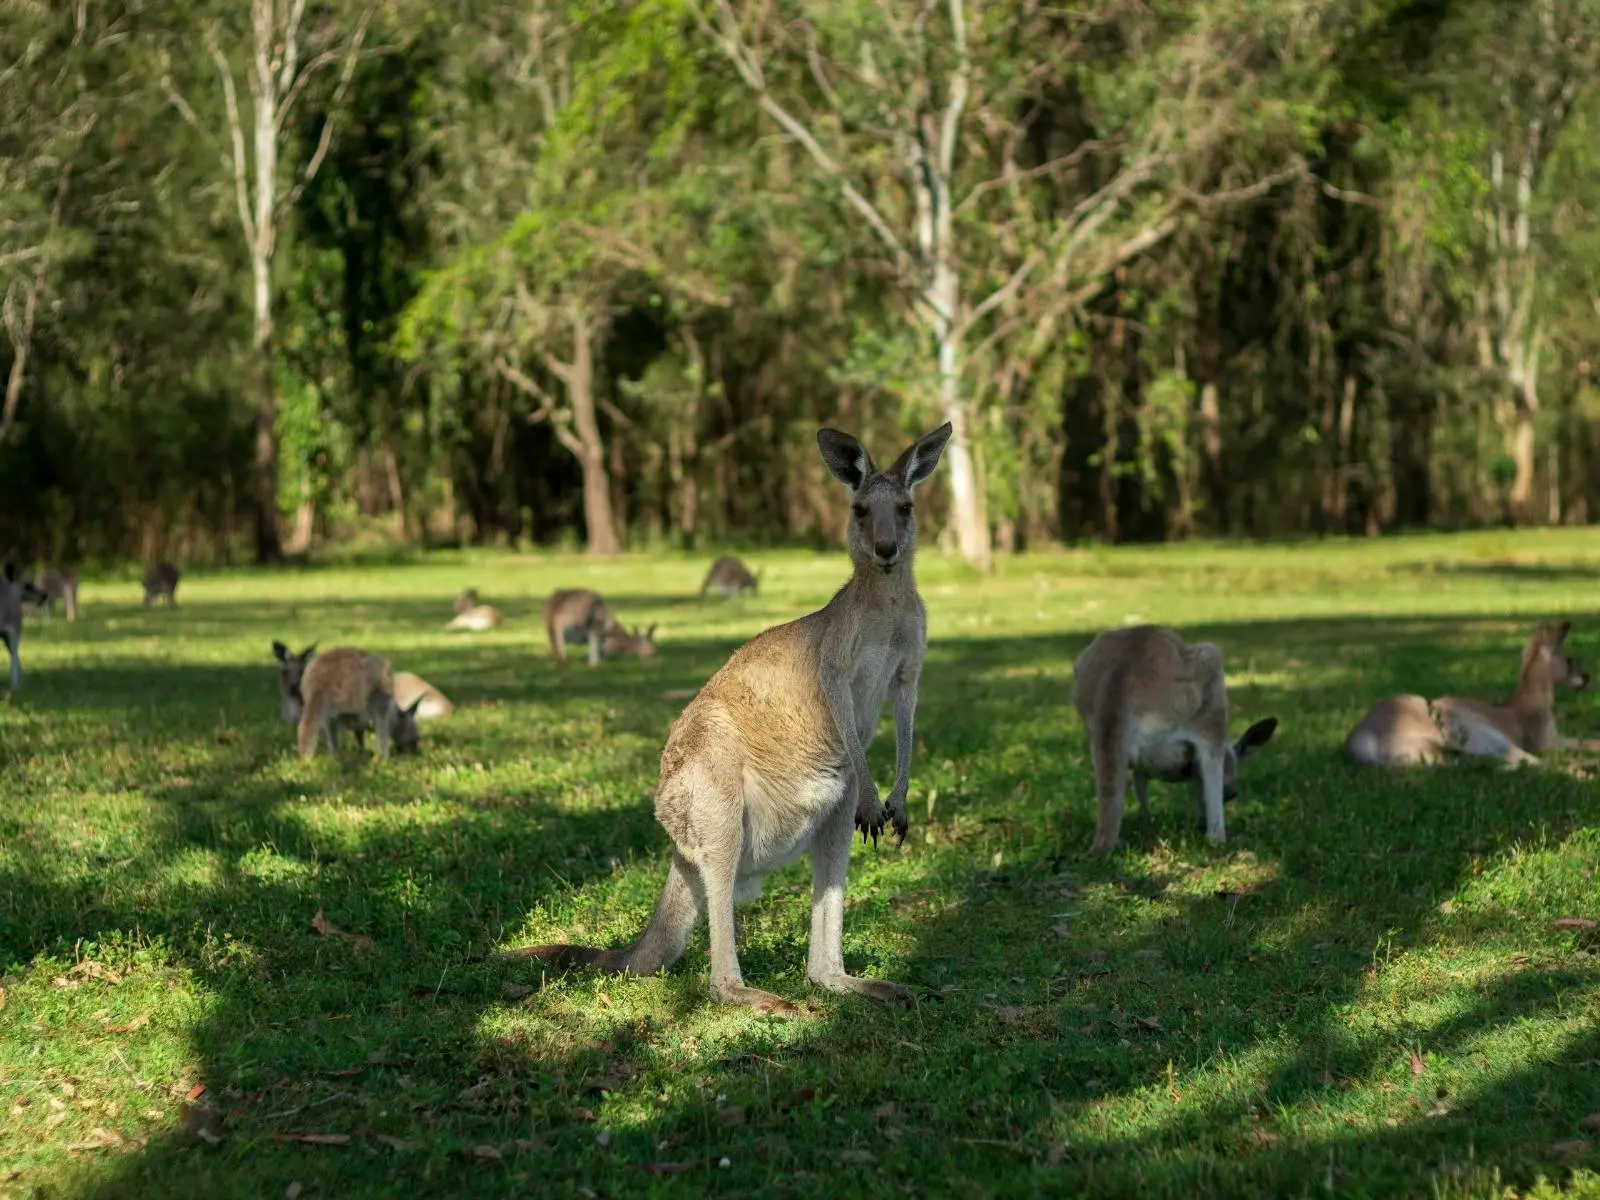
[4, 530, 1600, 1199]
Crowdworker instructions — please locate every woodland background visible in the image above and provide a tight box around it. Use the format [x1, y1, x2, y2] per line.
[4, 0, 1600, 569]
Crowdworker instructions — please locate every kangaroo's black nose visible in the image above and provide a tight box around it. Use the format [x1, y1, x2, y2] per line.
[874, 541, 897, 561]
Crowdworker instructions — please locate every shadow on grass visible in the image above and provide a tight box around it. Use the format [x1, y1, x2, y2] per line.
[3, 613, 1597, 1196]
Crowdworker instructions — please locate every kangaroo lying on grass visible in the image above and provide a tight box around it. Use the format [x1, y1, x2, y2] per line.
[1345, 622, 1591, 766]
[700, 556, 760, 600]
[453, 587, 480, 615]
[2, 564, 49, 690]
[25, 567, 78, 621]
[1073, 624, 1278, 854]
[143, 561, 179, 606]
[446, 603, 503, 631]
[295, 646, 418, 760]
[506, 422, 952, 1016]
[543, 588, 619, 666]
[601, 622, 659, 661]
[275, 641, 442, 755]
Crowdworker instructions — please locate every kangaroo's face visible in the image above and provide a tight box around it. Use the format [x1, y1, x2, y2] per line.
[272, 640, 317, 723]
[1220, 717, 1279, 801]
[1529, 622, 1589, 692]
[390, 697, 423, 755]
[817, 422, 954, 573]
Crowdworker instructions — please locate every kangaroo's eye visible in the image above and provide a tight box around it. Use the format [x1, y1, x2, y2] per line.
[898, 503, 913, 517]
[852, 504, 868, 519]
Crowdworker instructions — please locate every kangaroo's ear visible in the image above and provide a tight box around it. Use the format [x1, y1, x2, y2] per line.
[1235, 717, 1279, 758]
[891, 421, 954, 490]
[302, 643, 317, 661]
[646, 624, 658, 640]
[817, 428, 873, 491]
[1554, 621, 1573, 645]
[405, 696, 424, 716]
[2, 563, 16, 583]
[272, 640, 289, 662]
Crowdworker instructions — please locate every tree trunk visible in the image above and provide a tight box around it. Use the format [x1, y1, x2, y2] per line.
[382, 435, 407, 540]
[252, 254, 282, 562]
[564, 309, 620, 556]
[284, 493, 314, 555]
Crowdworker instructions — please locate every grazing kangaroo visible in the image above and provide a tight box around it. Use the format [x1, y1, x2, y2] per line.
[275, 641, 446, 750]
[143, 562, 179, 607]
[1073, 625, 1278, 854]
[2, 564, 49, 690]
[453, 588, 480, 616]
[446, 604, 503, 632]
[505, 422, 953, 1015]
[1345, 623, 1591, 767]
[296, 647, 406, 760]
[543, 588, 617, 667]
[700, 556, 761, 600]
[26, 567, 79, 621]
[601, 623, 659, 661]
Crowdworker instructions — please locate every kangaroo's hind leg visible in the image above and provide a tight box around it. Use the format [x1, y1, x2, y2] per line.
[806, 800, 907, 1003]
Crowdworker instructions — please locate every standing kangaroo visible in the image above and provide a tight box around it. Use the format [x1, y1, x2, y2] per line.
[699, 556, 761, 600]
[1345, 623, 1591, 766]
[1073, 625, 1278, 854]
[543, 588, 617, 667]
[2, 564, 49, 690]
[27, 567, 79, 621]
[143, 562, 180, 607]
[506, 422, 953, 1015]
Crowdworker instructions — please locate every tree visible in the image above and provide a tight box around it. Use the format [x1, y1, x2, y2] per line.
[163, 0, 373, 561]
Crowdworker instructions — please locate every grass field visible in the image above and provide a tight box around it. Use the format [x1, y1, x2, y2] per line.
[3, 530, 1600, 1199]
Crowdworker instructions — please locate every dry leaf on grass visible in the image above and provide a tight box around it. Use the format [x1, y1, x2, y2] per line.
[106, 1014, 150, 1034]
[1581, 1114, 1600, 1133]
[1553, 918, 1597, 930]
[185, 1084, 206, 1102]
[310, 908, 373, 951]
[500, 983, 533, 1001]
[1134, 1016, 1163, 1033]
[456, 1075, 494, 1103]
[375, 1135, 421, 1151]
[70, 961, 124, 985]
[285, 1184, 303, 1200]
[470, 1145, 502, 1163]
[272, 1132, 351, 1146]
[1550, 1139, 1591, 1157]
[1410, 1049, 1425, 1076]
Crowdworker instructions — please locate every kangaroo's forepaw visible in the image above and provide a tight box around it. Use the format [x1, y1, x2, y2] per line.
[886, 790, 909, 843]
[855, 797, 886, 848]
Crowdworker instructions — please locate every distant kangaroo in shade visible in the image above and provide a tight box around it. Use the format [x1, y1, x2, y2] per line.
[699, 556, 760, 600]
[143, 562, 179, 606]
[543, 588, 617, 667]
[28, 567, 79, 621]
[1, 564, 49, 690]
[504, 422, 952, 1017]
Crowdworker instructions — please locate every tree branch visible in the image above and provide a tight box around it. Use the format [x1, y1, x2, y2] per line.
[209, 40, 259, 252]
[277, 4, 375, 222]
[690, 0, 911, 276]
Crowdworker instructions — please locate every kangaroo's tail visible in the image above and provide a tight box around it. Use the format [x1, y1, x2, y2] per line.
[499, 853, 699, 976]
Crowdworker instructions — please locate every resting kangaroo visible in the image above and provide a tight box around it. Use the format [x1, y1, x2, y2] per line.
[453, 588, 480, 616]
[446, 604, 503, 631]
[1073, 625, 1278, 854]
[700, 556, 760, 600]
[2, 564, 49, 690]
[506, 422, 953, 1015]
[601, 623, 659, 661]
[143, 562, 179, 606]
[1345, 623, 1591, 766]
[296, 647, 406, 760]
[543, 588, 617, 667]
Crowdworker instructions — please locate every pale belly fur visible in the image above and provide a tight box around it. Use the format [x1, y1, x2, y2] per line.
[1128, 714, 1193, 777]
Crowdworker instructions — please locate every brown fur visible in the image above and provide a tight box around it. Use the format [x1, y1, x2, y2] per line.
[143, 562, 179, 606]
[600, 623, 659, 660]
[1, 563, 49, 690]
[543, 589, 617, 666]
[295, 647, 402, 760]
[1072, 625, 1278, 854]
[699, 556, 760, 600]
[453, 588, 480, 616]
[275, 642, 442, 752]
[1345, 623, 1591, 767]
[26, 567, 78, 621]
[505, 422, 954, 1016]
